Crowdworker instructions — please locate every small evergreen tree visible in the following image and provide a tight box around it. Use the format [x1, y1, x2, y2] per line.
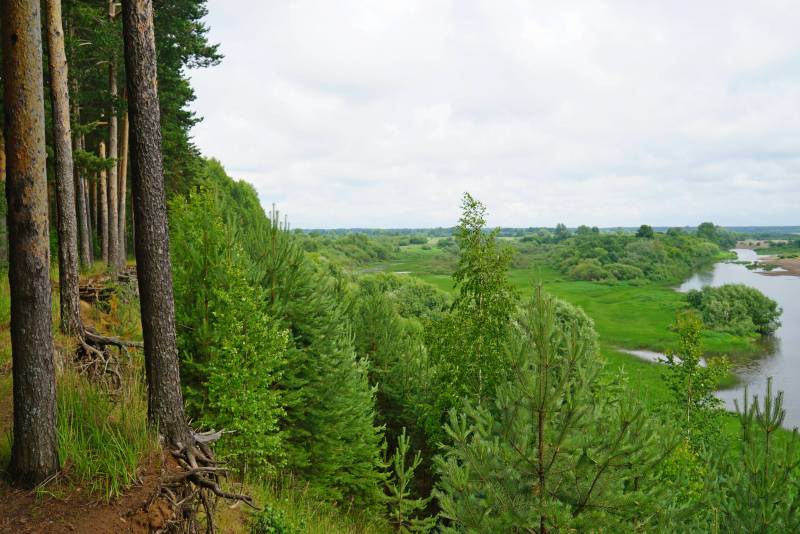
[715, 378, 800, 532]
[351, 288, 435, 444]
[384, 428, 437, 533]
[434, 289, 673, 532]
[247, 207, 386, 506]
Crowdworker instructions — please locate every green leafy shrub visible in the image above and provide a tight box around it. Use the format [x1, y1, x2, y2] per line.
[662, 311, 730, 447]
[686, 284, 781, 336]
[568, 258, 609, 280]
[549, 229, 722, 283]
[249, 504, 300, 534]
[605, 262, 644, 280]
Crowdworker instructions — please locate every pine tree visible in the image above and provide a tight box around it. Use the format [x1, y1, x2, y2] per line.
[434, 289, 672, 532]
[171, 189, 287, 476]
[2, 0, 60, 486]
[246, 206, 385, 506]
[351, 280, 435, 443]
[715, 378, 800, 532]
[384, 428, 437, 533]
[121, 0, 190, 446]
[45, 0, 82, 334]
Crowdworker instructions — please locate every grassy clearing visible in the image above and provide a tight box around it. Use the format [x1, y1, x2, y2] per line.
[0, 365, 157, 501]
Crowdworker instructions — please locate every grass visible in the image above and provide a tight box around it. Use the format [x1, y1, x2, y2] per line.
[216, 475, 387, 533]
[0, 266, 155, 500]
[757, 244, 800, 256]
[0, 368, 156, 502]
[55, 370, 158, 500]
[0, 276, 9, 326]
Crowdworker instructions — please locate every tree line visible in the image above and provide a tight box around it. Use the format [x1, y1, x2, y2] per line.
[1, 0, 213, 487]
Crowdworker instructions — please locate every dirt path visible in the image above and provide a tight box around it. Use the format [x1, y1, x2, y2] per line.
[0, 455, 171, 533]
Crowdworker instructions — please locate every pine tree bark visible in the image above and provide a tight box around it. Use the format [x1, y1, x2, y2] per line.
[106, 0, 120, 271]
[45, 0, 81, 335]
[73, 125, 91, 266]
[68, 21, 91, 267]
[0, 127, 6, 266]
[84, 170, 94, 263]
[98, 140, 109, 263]
[91, 171, 98, 248]
[1, 0, 60, 486]
[118, 108, 129, 262]
[122, 0, 191, 447]
[0, 129, 4, 179]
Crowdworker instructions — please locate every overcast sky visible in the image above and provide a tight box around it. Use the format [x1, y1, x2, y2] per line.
[189, 1, 800, 229]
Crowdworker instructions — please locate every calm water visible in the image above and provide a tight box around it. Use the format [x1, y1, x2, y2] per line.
[678, 249, 800, 427]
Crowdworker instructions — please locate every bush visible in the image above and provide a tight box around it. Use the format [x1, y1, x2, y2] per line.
[249, 505, 300, 534]
[549, 231, 721, 283]
[686, 284, 781, 336]
[568, 258, 609, 281]
[605, 262, 644, 280]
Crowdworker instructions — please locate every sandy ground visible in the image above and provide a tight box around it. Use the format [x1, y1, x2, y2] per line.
[762, 256, 800, 277]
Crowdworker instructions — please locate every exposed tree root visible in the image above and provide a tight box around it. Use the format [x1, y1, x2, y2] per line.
[75, 335, 122, 389]
[154, 431, 255, 533]
[74, 327, 143, 390]
[74, 266, 142, 388]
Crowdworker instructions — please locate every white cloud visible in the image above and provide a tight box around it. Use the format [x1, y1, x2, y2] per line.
[189, 0, 800, 228]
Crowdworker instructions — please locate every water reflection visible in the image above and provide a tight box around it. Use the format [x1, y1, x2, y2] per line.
[678, 249, 800, 428]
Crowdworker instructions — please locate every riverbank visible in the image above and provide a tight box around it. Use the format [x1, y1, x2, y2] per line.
[762, 256, 800, 277]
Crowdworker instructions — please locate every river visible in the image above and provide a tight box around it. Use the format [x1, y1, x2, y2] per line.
[678, 249, 800, 428]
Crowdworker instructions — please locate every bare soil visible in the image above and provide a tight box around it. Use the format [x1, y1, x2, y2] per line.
[0, 454, 175, 533]
[762, 256, 800, 277]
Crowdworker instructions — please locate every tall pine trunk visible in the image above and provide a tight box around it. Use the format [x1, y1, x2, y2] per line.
[68, 26, 91, 267]
[45, 0, 81, 335]
[118, 108, 129, 263]
[73, 125, 91, 266]
[98, 140, 109, 263]
[122, 0, 191, 446]
[106, 0, 120, 271]
[91, 172, 98, 243]
[1, 0, 60, 486]
[0, 127, 6, 266]
[84, 169, 94, 263]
